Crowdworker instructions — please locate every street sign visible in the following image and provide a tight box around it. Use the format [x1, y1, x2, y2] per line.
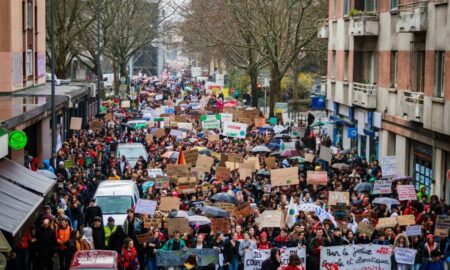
[348, 127, 358, 139]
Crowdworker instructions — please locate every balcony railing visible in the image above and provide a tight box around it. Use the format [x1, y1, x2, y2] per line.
[400, 91, 424, 122]
[349, 13, 379, 36]
[317, 19, 329, 39]
[353, 82, 377, 95]
[398, 0, 428, 12]
[402, 91, 424, 104]
[396, 0, 428, 32]
[352, 82, 377, 109]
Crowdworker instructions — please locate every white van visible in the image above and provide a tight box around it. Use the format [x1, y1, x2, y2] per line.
[116, 143, 148, 167]
[94, 180, 140, 225]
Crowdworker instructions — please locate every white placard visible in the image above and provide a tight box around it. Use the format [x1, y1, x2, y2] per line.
[134, 199, 157, 216]
[222, 121, 247, 139]
[394, 248, 417, 265]
[380, 156, 397, 177]
[320, 244, 391, 270]
[177, 122, 193, 131]
[244, 247, 306, 270]
[220, 113, 233, 123]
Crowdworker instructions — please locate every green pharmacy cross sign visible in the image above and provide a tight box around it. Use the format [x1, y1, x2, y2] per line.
[8, 130, 28, 150]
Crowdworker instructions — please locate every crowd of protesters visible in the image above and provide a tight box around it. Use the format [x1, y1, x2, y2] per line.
[6, 79, 450, 270]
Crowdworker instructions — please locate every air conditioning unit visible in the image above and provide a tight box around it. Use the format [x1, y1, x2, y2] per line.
[89, 83, 96, 97]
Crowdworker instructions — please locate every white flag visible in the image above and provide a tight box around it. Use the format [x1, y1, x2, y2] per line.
[286, 197, 299, 228]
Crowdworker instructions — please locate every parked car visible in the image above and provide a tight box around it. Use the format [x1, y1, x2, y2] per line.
[46, 73, 71, 85]
[69, 250, 122, 270]
[94, 180, 140, 225]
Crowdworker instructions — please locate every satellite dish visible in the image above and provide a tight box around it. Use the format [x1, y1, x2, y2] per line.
[0, 253, 6, 270]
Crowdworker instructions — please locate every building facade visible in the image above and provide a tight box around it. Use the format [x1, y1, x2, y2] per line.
[320, 0, 450, 199]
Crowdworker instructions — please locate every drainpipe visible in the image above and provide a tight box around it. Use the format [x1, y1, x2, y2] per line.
[432, 131, 436, 195]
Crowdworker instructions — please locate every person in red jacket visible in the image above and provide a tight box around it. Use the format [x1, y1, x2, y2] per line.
[274, 229, 290, 248]
[122, 237, 139, 270]
[257, 232, 272, 250]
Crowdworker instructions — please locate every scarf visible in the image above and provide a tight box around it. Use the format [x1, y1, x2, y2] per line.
[82, 227, 94, 249]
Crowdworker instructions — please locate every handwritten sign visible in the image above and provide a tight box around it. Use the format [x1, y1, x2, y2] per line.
[395, 248, 417, 265]
[265, 157, 276, 169]
[154, 177, 170, 189]
[214, 202, 235, 214]
[177, 177, 197, 194]
[143, 217, 162, 229]
[304, 153, 315, 163]
[134, 199, 157, 216]
[239, 167, 253, 180]
[167, 218, 190, 236]
[70, 117, 83, 130]
[211, 218, 230, 234]
[244, 248, 306, 270]
[90, 120, 103, 131]
[234, 202, 253, 219]
[159, 197, 180, 212]
[121, 100, 131, 108]
[320, 244, 392, 270]
[258, 210, 283, 228]
[306, 171, 328, 186]
[380, 155, 397, 177]
[183, 149, 199, 166]
[319, 146, 333, 163]
[222, 121, 247, 139]
[215, 166, 230, 181]
[435, 215, 450, 237]
[397, 185, 417, 201]
[328, 191, 350, 206]
[254, 117, 266, 128]
[154, 128, 166, 138]
[156, 249, 219, 267]
[136, 233, 150, 244]
[244, 157, 260, 170]
[357, 222, 375, 238]
[228, 153, 243, 163]
[195, 155, 214, 175]
[270, 167, 299, 187]
[166, 164, 190, 177]
[377, 217, 398, 228]
[372, 180, 392, 194]
[406, 225, 422, 236]
[397, 215, 416, 226]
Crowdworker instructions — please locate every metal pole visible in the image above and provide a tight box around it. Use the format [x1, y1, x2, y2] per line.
[96, 0, 101, 113]
[50, 0, 56, 168]
[264, 87, 267, 117]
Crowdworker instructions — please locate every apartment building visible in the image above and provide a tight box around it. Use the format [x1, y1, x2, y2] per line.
[320, 0, 450, 199]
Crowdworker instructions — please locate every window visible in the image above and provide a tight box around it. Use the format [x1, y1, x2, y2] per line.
[390, 0, 398, 11]
[27, 2, 33, 29]
[333, 0, 337, 18]
[344, 51, 349, 81]
[435, 51, 445, 98]
[26, 49, 33, 76]
[365, 0, 377, 12]
[331, 51, 336, 79]
[389, 51, 397, 88]
[415, 51, 425, 92]
[343, 0, 350, 16]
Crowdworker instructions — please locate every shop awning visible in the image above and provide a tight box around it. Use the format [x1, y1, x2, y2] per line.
[0, 177, 43, 235]
[0, 158, 55, 196]
[329, 115, 355, 127]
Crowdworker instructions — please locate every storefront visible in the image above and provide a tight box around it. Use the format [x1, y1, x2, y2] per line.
[411, 141, 433, 194]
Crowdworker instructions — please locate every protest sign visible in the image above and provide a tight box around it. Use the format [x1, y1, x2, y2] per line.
[306, 171, 328, 186]
[234, 202, 253, 219]
[270, 167, 299, 187]
[244, 157, 260, 170]
[395, 248, 417, 265]
[239, 167, 253, 180]
[148, 168, 164, 178]
[225, 162, 239, 171]
[222, 121, 247, 139]
[243, 247, 306, 270]
[319, 146, 333, 163]
[214, 202, 235, 214]
[90, 120, 103, 131]
[228, 153, 244, 163]
[211, 218, 230, 234]
[254, 117, 266, 128]
[143, 217, 162, 229]
[406, 225, 422, 236]
[154, 128, 166, 138]
[145, 134, 153, 144]
[304, 153, 315, 163]
[220, 113, 233, 123]
[169, 129, 187, 139]
[265, 157, 276, 169]
[435, 215, 450, 237]
[134, 199, 157, 216]
[215, 166, 230, 181]
[397, 215, 416, 226]
[156, 249, 219, 267]
[208, 133, 220, 141]
[121, 100, 131, 108]
[177, 122, 192, 131]
[159, 197, 180, 212]
[377, 217, 398, 228]
[177, 177, 197, 194]
[136, 233, 150, 244]
[166, 164, 189, 177]
[372, 180, 392, 194]
[397, 185, 417, 201]
[64, 159, 75, 168]
[154, 177, 170, 189]
[258, 210, 283, 228]
[202, 118, 221, 129]
[70, 117, 82, 130]
[328, 191, 350, 206]
[380, 156, 397, 177]
[195, 155, 214, 174]
[357, 222, 375, 238]
[183, 149, 198, 166]
[167, 218, 190, 236]
[320, 244, 392, 270]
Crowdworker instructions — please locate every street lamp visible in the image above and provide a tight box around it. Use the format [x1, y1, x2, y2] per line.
[50, 0, 56, 167]
[96, 0, 101, 113]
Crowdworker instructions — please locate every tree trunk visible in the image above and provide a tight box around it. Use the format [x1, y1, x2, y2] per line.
[292, 70, 299, 101]
[249, 66, 259, 108]
[112, 60, 119, 96]
[269, 72, 282, 117]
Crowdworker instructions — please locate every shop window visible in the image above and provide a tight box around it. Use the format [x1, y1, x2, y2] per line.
[413, 143, 433, 194]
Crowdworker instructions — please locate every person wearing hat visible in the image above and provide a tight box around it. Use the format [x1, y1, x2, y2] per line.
[104, 216, 117, 248]
[257, 232, 272, 250]
[55, 161, 70, 180]
[91, 216, 105, 250]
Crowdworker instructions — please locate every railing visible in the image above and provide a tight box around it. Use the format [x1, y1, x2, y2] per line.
[398, 0, 428, 12]
[321, 76, 327, 83]
[402, 91, 424, 104]
[353, 82, 377, 95]
[435, 0, 448, 4]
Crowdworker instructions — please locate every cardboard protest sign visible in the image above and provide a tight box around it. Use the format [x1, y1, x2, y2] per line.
[265, 157, 276, 169]
[169, 129, 187, 139]
[319, 146, 333, 163]
[244, 157, 260, 170]
[234, 202, 253, 219]
[254, 117, 266, 128]
[406, 225, 422, 236]
[270, 167, 299, 187]
[258, 210, 283, 228]
[121, 100, 131, 108]
[397, 215, 416, 226]
[328, 191, 350, 206]
[208, 133, 220, 141]
[225, 161, 239, 171]
[177, 122, 193, 131]
[143, 217, 162, 229]
[304, 153, 315, 163]
[183, 149, 198, 166]
[134, 199, 157, 216]
[320, 245, 392, 270]
[148, 168, 164, 178]
[372, 180, 392, 194]
[154, 128, 166, 138]
[177, 177, 197, 194]
[159, 197, 180, 212]
[377, 217, 398, 228]
[167, 218, 190, 236]
[145, 134, 153, 144]
[195, 155, 214, 174]
[397, 185, 417, 201]
[395, 248, 417, 265]
[306, 171, 328, 186]
[239, 162, 256, 172]
[211, 218, 230, 234]
[70, 117, 83, 130]
[357, 222, 375, 238]
[239, 167, 253, 180]
[90, 120, 103, 131]
[380, 155, 397, 177]
[136, 233, 151, 244]
[166, 164, 190, 177]
[215, 166, 230, 181]
[214, 202, 235, 214]
[435, 215, 450, 237]
[228, 153, 244, 163]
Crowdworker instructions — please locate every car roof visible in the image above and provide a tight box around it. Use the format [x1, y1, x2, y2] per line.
[70, 250, 116, 269]
[117, 143, 145, 148]
[95, 180, 137, 197]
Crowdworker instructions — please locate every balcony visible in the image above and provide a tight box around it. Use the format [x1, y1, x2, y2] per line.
[352, 82, 377, 109]
[349, 13, 379, 36]
[396, 0, 428, 32]
[317, 20, 329, 39]
[320, 76, 327, 96]
[399, 91, 424, 123]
